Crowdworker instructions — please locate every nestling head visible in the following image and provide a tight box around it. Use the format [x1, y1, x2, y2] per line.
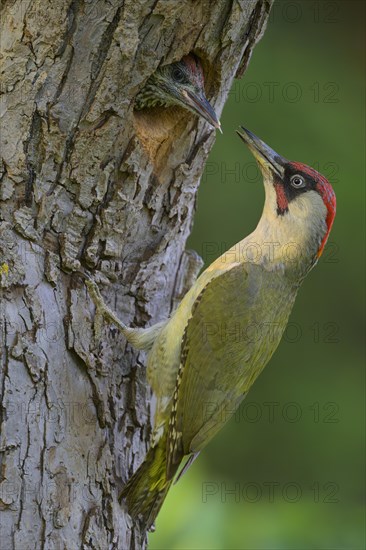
[135, 54, 221, 131]
[237, 127, 336, 266]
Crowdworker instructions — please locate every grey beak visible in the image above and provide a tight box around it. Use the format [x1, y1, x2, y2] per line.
[236, 127, 286, 177]
[185, 90, 222, 132]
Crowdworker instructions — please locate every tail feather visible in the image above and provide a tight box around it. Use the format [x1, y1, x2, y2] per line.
[119, 437, 176, 531]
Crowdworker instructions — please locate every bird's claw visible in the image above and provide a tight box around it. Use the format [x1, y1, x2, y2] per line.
[85, 277, 128, 336]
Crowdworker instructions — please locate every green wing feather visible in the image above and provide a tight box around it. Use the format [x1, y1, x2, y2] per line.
[167, 262, 297, 476]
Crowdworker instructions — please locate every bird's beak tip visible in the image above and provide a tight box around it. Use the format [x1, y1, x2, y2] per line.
[236, 126, 285, 178]
[184, 90, 221, 133]
[236, 126, 253, 141]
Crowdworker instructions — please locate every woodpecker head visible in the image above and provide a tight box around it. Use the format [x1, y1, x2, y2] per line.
[135, 54, 221, 131]
[237, 127, 336, 270]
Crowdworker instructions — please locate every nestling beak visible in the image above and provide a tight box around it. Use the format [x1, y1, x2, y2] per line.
[236, 127, 286, 177]
[182, 90, 222, 132]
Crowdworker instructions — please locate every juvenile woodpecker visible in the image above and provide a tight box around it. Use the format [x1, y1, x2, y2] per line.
[134, 54, 221, 131]
[86, 128, 336, 530]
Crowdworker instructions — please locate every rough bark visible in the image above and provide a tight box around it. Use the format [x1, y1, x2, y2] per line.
[0, 1, 272, 548]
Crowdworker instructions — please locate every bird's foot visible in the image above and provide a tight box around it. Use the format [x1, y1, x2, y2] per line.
[85, 277, 128, 336]
[84, 276, 167, 351]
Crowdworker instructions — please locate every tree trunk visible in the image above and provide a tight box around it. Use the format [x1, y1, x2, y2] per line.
[0, 1, 272, 547]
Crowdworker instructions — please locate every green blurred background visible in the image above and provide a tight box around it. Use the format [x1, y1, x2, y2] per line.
[151, 1, 365, 548]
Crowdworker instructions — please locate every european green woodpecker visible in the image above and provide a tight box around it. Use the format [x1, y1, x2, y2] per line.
[86, 128, 336, 530]
[134, 54, 221, 131]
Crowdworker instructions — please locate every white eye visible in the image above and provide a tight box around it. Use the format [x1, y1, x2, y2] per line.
[290, 175, 306, 188]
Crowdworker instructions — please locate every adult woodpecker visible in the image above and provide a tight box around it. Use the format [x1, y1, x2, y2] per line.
[134, 54, 221, 131]
[86, 128, 336, 530]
